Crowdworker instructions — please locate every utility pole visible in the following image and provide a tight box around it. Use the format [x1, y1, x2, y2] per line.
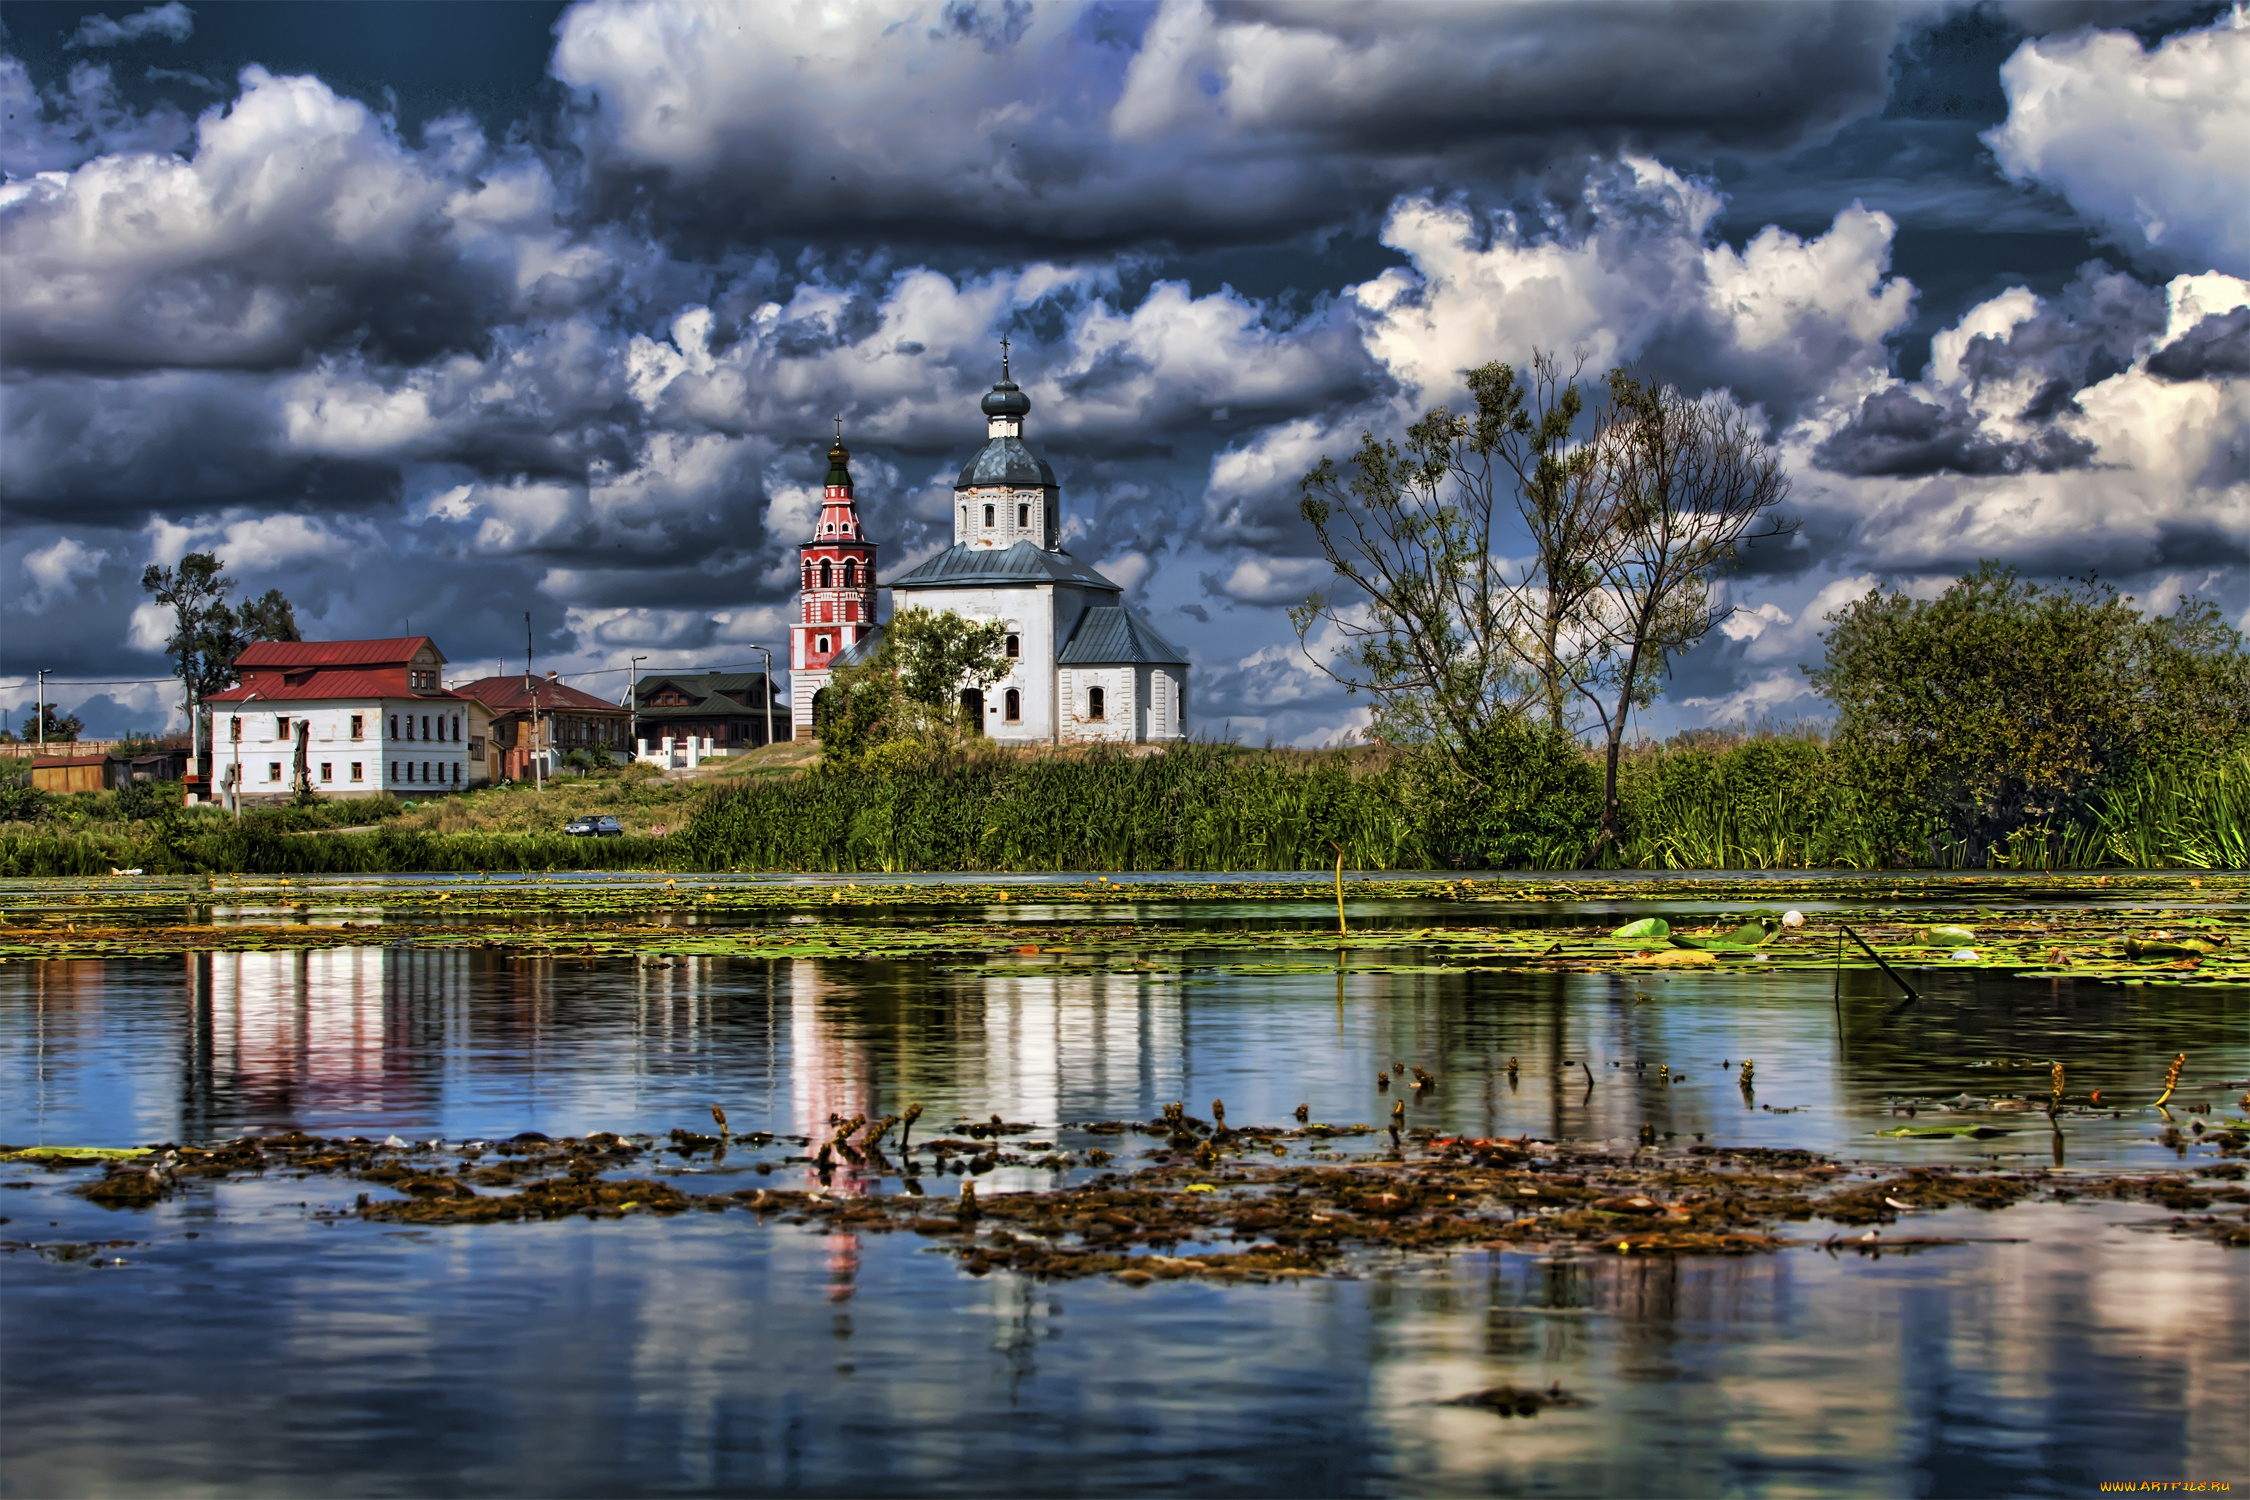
[525, 613, 543, 793]
[759, 646, 774, 750]
[36, 668, 50, 748]
[629, 655, 646, 759]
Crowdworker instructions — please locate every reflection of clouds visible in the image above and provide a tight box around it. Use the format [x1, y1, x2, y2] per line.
[1365, 1206, 2250, 1491]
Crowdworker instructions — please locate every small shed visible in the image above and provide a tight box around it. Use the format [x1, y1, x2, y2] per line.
[31, 754, 121, 794]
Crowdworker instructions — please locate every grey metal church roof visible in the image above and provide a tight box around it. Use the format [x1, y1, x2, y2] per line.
[829, 626, 885, 668]
[955, 435, 1057, 489]
[887, 541, 1121, 591]
[1058, 606, 1190, 666]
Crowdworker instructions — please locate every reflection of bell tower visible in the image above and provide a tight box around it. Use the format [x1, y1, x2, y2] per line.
[791, 421, 878, 740]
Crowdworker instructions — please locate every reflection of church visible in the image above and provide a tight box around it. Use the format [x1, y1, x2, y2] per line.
[790, 358, 1190, 743]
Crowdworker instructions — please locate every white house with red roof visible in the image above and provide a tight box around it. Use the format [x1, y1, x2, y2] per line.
[205, 637, 471, 801]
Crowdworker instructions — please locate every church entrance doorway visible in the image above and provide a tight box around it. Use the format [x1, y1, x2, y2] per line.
[959, 688, 985, 736]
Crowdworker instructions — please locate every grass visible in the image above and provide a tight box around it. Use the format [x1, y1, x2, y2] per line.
[3, 736, 2244, 875]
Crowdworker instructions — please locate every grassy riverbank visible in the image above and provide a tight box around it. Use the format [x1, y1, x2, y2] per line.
[3, 737, 2244, 875]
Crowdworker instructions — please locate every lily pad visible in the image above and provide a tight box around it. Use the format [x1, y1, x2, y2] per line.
[0, 1146, 153, 1162]
[1611, 917, 1669, 940]
[1925, 925, 1978, 946]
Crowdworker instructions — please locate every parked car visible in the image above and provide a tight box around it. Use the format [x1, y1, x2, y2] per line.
[562, 815, 625, 838]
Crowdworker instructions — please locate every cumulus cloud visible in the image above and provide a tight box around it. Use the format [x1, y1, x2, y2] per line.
[0, 67, 601, 369]
[67, 4, 195, 49]
[19, 536, 111, 609]
[1986, 9, 2250, 276]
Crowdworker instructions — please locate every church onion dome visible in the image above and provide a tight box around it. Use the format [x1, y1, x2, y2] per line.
[826, 435, 853, 488]
[956, 436, 1057, 489]
[981, 375, 1031, 421]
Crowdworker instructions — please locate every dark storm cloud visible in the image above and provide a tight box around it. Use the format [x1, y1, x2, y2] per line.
[2146, 307, 2250, 382]
[1814, 387, 2094, 477]
[551, 0, 1928, 255]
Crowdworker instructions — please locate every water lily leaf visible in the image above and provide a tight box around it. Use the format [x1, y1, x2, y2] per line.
[1611, 918, 1669, 939]
[0, 1146, 153, 1161]
[1633, 949, 1717, 968]
[1925, 925, 1977, 946]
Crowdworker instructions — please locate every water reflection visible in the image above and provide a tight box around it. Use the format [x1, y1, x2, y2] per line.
[4, 951, 2244, 1177]
[2, 947, 2247, 1496]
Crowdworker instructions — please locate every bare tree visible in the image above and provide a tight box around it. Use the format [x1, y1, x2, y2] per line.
[1575, 375, 1795, 856]
[1291, 353, 1610, 783]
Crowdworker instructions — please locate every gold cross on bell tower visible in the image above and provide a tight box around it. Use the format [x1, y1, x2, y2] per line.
[1000, 334, 1010, 379]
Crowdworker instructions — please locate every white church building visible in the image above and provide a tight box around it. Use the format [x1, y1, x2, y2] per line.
[791, 360, 1189, 745]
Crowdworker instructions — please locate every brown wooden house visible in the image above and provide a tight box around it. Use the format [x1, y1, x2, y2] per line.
[452, 672, 633, 782]
[631, 671, 785, 751]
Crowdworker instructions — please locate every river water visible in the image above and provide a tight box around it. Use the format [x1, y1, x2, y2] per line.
[3, 906, 2245, 1496]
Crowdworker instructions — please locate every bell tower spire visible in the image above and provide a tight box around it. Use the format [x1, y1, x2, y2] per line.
[790, 421, 879, 739]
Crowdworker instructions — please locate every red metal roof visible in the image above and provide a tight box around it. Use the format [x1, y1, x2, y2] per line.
[234, 637, 443, 669]
[451, 675, 630, 715]
[206, 672, 464, 703]
[33, 754, 111, 768]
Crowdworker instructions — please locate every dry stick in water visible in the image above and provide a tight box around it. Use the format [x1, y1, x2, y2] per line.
[899, 1101, 924, 1152]
[1838, 923, 1919, 1004]
[2048, 1062, 2064, 1122]
[1330, 841, 1348, 937]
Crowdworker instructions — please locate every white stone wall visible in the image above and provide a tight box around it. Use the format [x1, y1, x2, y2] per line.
[1057, 665, 1135, 744]
[214, 699, 470, 799]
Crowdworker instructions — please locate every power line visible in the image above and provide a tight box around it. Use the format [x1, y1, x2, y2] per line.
[0, 676, 178, 688]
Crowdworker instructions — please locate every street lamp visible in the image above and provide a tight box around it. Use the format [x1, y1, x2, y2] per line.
[36, 668, 53, 749]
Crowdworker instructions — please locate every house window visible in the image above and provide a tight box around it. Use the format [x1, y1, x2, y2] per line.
[230, 716, 241, 742]
[843, 560, 857, 588]
[1017, 503, 1029, 529]
[819, 560, 832, 588]
[350, 714, 363, 740]
[275, 715, 290, 740]
[320, 762, 333, 782]
[1005, 633, 1019, 659]
[390, 715, 399, 738]
[1087, 686, 1105, 721]
[350, 762, 363, 782]
[422, 716, 431, 739]
[453, 763, 461, 786]
[1004, 688, 1021, 722]
[451, 715, 461, 741]
[983, 503, 995, 527]
[267, 761, 282, 782]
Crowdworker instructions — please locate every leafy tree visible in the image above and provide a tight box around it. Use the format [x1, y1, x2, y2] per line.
[25, 704, 85, 744]
[1292, 352, 1609, 788]
[0, 772, 49, 822]
[141, 553, 232, 724]
[1575, 375, 1793, 857]
[140, 555, 302, 738]
[813, 609, 1011, 764]
[1810, 563, 2250, 865]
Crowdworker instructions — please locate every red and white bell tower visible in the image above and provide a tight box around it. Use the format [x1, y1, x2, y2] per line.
[791, 423, 878, 740]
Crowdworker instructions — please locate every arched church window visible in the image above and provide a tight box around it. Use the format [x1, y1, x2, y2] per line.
[1017, 503, 1028, 529]
[843, 560, 857, 588]
[819, 560, 832, 588]
[1087, 686, 1105, 722]
[1005, 633, 1019, 659]
[1004, 688, 1020, 722]
[983, 503, 995, 528]
[804, 561, 813, 589]
[816, 635, 831, 654]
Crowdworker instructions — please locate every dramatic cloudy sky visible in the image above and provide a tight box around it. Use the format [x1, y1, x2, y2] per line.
[3, 0, 2246, 743]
